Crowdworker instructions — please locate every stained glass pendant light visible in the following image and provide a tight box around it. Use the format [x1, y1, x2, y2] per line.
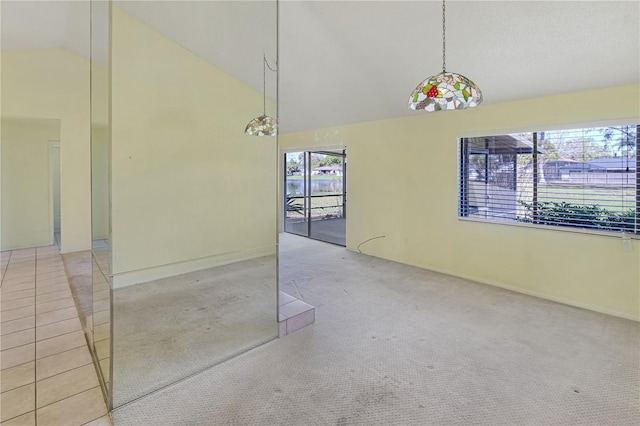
[245, 55, 278, 136]
[409, 0, 482, 112]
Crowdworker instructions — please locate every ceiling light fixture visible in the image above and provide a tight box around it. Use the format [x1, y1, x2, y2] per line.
[245, 54, 278, 136]
[408, 0, 482, 112]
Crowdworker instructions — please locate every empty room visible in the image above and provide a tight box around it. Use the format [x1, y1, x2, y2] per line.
[1, 1, 638, 425]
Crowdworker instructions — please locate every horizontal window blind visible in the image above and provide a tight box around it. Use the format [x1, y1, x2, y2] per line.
[459, 125, 639, 234]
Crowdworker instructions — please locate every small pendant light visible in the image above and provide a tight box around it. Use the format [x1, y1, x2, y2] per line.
[409, 0, 483, 112]
[245, 55, 278, 136]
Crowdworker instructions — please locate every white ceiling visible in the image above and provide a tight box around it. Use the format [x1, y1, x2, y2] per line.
[1, 1, 86, 52]
[2, 1, 639, 133]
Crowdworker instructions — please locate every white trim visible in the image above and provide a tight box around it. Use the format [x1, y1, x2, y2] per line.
[280, 144, 346, 155]
[429, 264, 639, 322]
[347, 248, 639, 322]
[48, 141, 60, 246]
[458, 216, 640, 240]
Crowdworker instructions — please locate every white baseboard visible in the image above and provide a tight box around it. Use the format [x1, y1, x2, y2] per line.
[347, 248, 639, 322]
[112, 245, 276, 289]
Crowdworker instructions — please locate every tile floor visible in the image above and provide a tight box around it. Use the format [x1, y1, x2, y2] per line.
[1, 246, 111, 426]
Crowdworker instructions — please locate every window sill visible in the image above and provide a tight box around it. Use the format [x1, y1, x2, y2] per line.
[458, 216, 639, 240]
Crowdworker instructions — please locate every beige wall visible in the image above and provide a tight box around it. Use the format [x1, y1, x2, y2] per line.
[110, 8, 277, 285]
[1, 49, 91, 253]
[280, 85, 640, 321]
[1, 119, 61, 250]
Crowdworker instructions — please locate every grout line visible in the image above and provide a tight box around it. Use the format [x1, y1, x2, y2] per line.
[2, 274, 37, 280]
[36, 385, 102, 412]
[0, 359, 34, 378]
[0, 327, 36, 350]
[0, 308, 36, 323]
[1, 275, 37, 282]
[1, 410, 36, 424]
[35, 328, 84, 346]
[36, 362, 96, 384]
[35, 292, 73, 305]
[0, 288, 37, 298]
[81, 414, 109, 426]
[0, 294, 37, 307]
[0, 382, 33, 398]
[36, 285, 75, 297]
[1, 315, 36, 334]
[0, 250, 13, 289]
[35, 269, 68, 277]
[2, 272, 37, 280]
[34, 314, 79, 330]
[36, 344, 92, 364]
[34, 301, 76, 317]
[0, 250, 12, 286]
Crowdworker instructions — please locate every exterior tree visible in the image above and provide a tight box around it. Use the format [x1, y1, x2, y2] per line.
[286, 157, 301, 175]
[602, 125, 636, 158]
[319, 156, 342, 167]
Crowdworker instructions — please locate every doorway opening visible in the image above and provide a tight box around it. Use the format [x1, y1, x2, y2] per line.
[284, 150, 346, 246]
[50, 141, 61, 248]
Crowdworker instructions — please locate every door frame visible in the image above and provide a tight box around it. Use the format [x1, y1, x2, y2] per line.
[282, 148, 347, 245]
[49, 141, 61, 246]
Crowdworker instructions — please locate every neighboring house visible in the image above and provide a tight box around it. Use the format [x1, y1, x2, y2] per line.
[543, 159, 585, 181]
[587, 157, 636, 172]
[545, 157, 635, 184]
[313, 165, 343, 176]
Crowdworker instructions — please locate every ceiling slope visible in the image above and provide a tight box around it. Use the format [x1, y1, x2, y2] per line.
[2, 1, 638, 133]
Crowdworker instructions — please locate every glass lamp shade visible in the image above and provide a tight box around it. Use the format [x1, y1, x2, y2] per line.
[409, 72, 483, 112]
[245, 115, 278, 136]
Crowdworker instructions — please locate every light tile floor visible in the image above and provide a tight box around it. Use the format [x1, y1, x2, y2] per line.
[1, 246, 111, 426]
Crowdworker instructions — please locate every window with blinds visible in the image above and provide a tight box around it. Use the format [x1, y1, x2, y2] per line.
[459, 125, 639, 234]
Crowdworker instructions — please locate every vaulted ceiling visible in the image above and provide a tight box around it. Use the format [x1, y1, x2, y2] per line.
[2, 1, 639, 133]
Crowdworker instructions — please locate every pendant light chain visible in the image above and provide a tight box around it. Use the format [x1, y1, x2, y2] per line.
[442, 0, 446, 73]
[245, 53, 278, 136]
[262, 54, 266, 115]
[262, 55, 278, 115]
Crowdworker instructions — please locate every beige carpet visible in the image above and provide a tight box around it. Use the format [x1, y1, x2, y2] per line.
[111, 255, 278, 408]
[112, 233, 639, 425]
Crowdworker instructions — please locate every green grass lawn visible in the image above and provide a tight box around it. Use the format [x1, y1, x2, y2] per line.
[536, 184, 635, 213]
[286, 193, 344, 219]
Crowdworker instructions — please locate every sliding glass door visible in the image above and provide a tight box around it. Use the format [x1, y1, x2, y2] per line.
[284, 152, 309, 237]
[284, 150, 346, 246]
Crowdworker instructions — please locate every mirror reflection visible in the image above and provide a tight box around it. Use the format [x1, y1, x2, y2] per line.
[108, 0, 279, 407]
[1, 0, 109, 417]
[90, 0, 111, 402]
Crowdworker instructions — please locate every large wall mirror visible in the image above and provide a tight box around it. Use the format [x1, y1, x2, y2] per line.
[1, 2, 92, 255]
[2, 0, 108, 409]
[90, 0, 112, 405]
[107, 0, 279, 408]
